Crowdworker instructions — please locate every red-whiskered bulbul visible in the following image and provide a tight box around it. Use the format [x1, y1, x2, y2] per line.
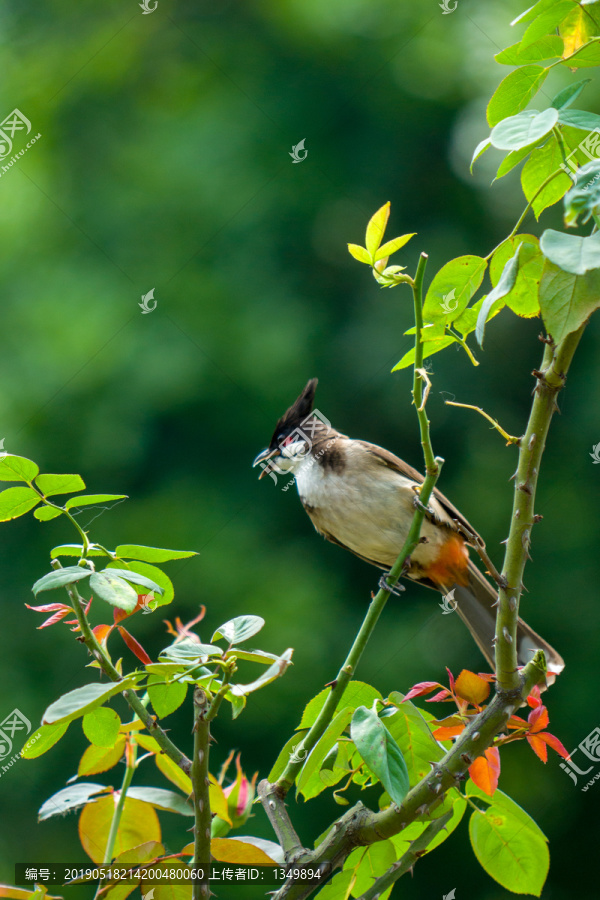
[253, 379, 564, 682]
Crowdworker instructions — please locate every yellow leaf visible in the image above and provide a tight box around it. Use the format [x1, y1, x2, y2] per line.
[210, 838, 278, 864]
[155, 753, 193, 795]
[347, 243, 371, 264]
[79, 795, 161, 864]
[365, 202, 390, 257]
[454, 670, 490, 706]
[561, 7, 593, 58]
[78, 737, 126, 776]
[209, 782, 232, 825]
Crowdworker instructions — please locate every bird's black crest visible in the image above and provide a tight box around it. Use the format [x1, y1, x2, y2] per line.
[268, 378, 318, 449]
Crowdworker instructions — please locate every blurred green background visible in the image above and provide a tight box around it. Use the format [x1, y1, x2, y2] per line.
[1, 0, 599, 897]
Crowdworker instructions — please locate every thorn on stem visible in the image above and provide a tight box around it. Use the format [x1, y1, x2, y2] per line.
[503, 627, 512, 643]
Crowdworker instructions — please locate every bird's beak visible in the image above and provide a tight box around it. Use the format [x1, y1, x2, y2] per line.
[252, 447, 279, 479]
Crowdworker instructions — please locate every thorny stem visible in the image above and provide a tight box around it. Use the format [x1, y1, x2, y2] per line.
[192, 687, 212, 900]
[495, 326, 585, 689]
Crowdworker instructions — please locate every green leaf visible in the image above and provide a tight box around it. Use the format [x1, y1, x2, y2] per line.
[224, 648, 284, 665]
[127, 786, 193, 816]
[495, 35, 563, 64]
[50, 543, 110, 558]
[108, 560, 174, 607]
[491, 108, 559, 152]
[34, 474, 85, 496]
[519, 0, 576, 51]
[43, 679, 136, 725]
[476, 244, 523, 346]
[551, 78, 591, 109]
[82, 707, 121, 747]
[32, 565, 92, 596]
[521, 135, 573, 217]
[392, 336, 458, 371]
[343, 841, 397, 897]
[229, 648, 293, 696]
[147, 676, 187, 718]
[489, 235, 543, 317]
[89, 571, 138, 612]
[373, 233, 415, 262]
[159, 638, 223, 662]
[540, 228, 600, 274]
[297, 707, 353, 799]
[0, 486, 41, 521]
[563, 42, 600, 66]
[101, 567, 164, 594]
[494, 144, 535, 180]
[299, 682, 382, 730]
[470, 137, 491, 171]
[65, 494, 128, 510]
[365, 202, 390, 257]
[383, 693, 444, 784]
[350, 706, 410, 806]
[466, 780, 548, 838]
[539, 258, 600, 341]
[563, 159, 600, 226]
[115, 544, 197, 563]
[347, 243, 371, 264]
[38, 782, 108, 821]
[212, 615, 265, 644]
[21, 722, 69, 759]
[487, 66, 548, 127]
[0, 455, 39, 482]
[33, 506, 64, 521]
[469, 793, 549, 895]
[422, 255, 488, 323]
[558, 108, 600, 131]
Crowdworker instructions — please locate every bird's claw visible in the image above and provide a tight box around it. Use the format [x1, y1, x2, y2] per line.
[378, 573, 405, 596]
[413, 494, 434, 516]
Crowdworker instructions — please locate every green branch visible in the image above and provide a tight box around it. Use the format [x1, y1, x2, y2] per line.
[192, 687, 212, 900]
[495, 326, 585, 689]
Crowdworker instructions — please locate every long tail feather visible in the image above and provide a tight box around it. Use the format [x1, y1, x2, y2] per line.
[451, 561, 564, 684]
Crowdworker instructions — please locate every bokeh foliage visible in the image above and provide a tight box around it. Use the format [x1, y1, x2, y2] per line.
[1, 0, 599, 897]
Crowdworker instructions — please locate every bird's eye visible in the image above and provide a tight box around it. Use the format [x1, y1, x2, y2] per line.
[277, 433, 286, 443]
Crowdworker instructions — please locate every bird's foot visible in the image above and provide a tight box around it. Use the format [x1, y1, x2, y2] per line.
[413, 493, 434, 516]
[378, 573, 405, 596]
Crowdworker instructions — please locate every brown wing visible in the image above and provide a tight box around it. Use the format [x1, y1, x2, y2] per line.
[354, 439, 484, 546]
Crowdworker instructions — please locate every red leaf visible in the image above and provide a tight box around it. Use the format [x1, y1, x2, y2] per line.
[403, 682, 442, 702]
[526, 685, 542, 708]
[537, 731, 570, 759]
[476, 672, 496, 683]
[528, 705, 549, 733]
[469, 746, 500, 796]
[113, 606, 131, 625]
[39, 608, 72, 628]
[118, 626, 152, 665]
[425, 689, 452, 703]
[93, 623, 114, 644]
[446, 667, 456, 693]
[432, 724, 466, 740]
[527, 734, 548, 763]
[25, 602, 72, 613]
[507, 714, 529, 729]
